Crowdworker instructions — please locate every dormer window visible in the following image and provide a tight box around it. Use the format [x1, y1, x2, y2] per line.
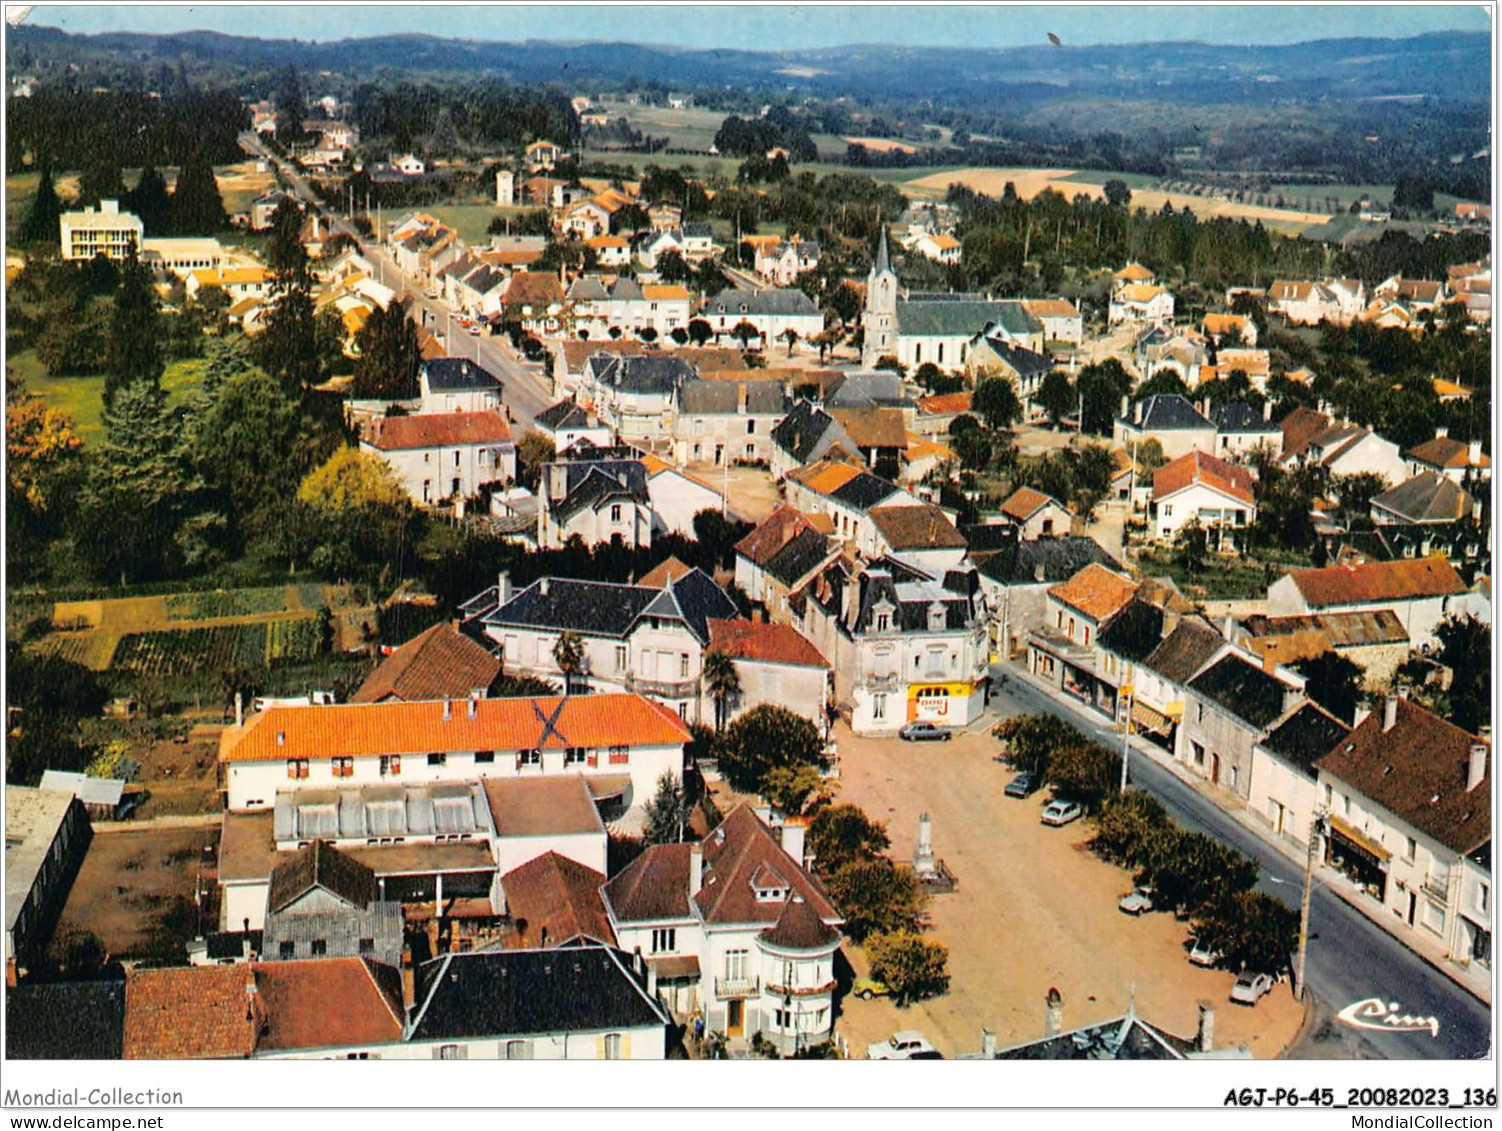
[756, 884, 788, 903]
[928, 603, 946, 631]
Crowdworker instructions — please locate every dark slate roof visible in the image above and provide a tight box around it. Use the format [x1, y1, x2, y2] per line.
[897, 299, 1009, 337]
[1097, 599, 1168, 665]
[678, 380, 786, 416]
[1260, 702, 1351, 779]
[706, 287, 818, 317]
[829, 471, 902, 510]
[994, 1014, 1189, 1060]
[872, 227, 891, 276]
[267, 840, 378, 914]
[850, 567, 976, 633]
[408, 946, 668, 1042]
[1188, 655, 1295, 730]
[825, 372, 911, 409]
[765, 527, 834, 587]
[1142, 620, 1225, 685]
[1371, 472, 1472, 525]
[1210, 401, 1274, 434]
[534, 399, 593, 432]
[6, 980, 126, 1059]
[588, 354, 695, 394]
[771, 400, 841, 464]
[961, 522, 1019, 558]
[1123, 394, 1214, 431]
[549, 460, 650, 523]
[683, 221, 714, 240]
[975, 536, 1121, 586]
[485, 569, 733, 645]
[424, 357, 501, 392]
[993, 300, 1046, 338]
[983, 338, 1052, 377]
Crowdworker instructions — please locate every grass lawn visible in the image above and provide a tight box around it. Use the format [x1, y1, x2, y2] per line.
[1136, 546, 1312, 602]
[12, 350, 208, 444]
[375, 203, 541, 246]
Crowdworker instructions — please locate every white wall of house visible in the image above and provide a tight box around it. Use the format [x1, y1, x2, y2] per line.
[1246, 748, 1322, 850]
[359, 440, 516, 506]
[392, 1023, 666, 1061]
[647, 470, 723, 537]
[1152, 483, 1255, 542]
[539, 495, 653, 550]
[700, 923, 838, 1051]
[1012, 501, 1070, 541]
[1265, 580, 1460, 652]
[725, 659, 828, 729]
[494, 834, 608, 895]
[896, 333, 971, 373]
[1113, 422, 1217, 462]
[223, 879, 270, 932]
[1325, 433, 1408, 487]
[673, 413, 785, 467]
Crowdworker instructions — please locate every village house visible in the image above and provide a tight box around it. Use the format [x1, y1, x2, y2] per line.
[784, 460, 923, 558]
[1021, 298, 1084, 344]
[1266, 278, 1366, 325]
[350, 621, 503, 705]
[5, 786, 91, 978]
[1244, 702, 1352, 849]
[531, 398, 615, 452]
[701, 287, 823, 349]
[910, 231, 963, 265]
[734, 506, 841, 625]
[418, 357, 503, 414]
[1209, 401, 1280, 458]
[865, 503, 969, 576]
[1370, 472, 1476, 536]
[1405, 431, 1492, 484]
[565, 276, 693, 340]
[1315, 695, 1491, 977]
[754, 237, 821, 286]
[1284, 420, 1407, 486]
[360, 412, 516, 507]
[603, 806, 842, 1051]
[1134, 326, 1208, 386]
[582, 354, 696, 444]
[672, 380, 788, 467]
[966, 337, 1053, 419]
[1149, 450, 1257, 550]
[638, 454, 726, 536]
[58, 199, 143, 261]
[1109, 282, 1176, 326]
[803, 554, 989, 734]
[259, 841, 405, 969]
[1113, 395, 1217, 461]
[1202, 312, 1258, 348]
[1026, 563, 1140, 719]
[534, 455, 654, 549]
[1175, 652, 1306, 801]
[585, 234, 632, 268]
[525, 139, 567, 172]
[473, 569, 737, 725]
[502, 270, 567, 336]
[186, 266, 271, 306]
[998, 487, 1070, 541]
[913, 391, 973, 436]
[1265, 557, 1478, 650]
[704, 618, 831, 730]
[975, 534, 1122, 660]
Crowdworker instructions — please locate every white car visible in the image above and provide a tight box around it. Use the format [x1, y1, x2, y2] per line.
[867, 1031, 936, 1060]
[1040, 799, 1083, 827]
[1188, 938, 1222, 967]
[1229, 971, 1274, 1005]
[1118, 886, 1154, 915]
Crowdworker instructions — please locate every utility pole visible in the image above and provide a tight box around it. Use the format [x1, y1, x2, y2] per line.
[1118, 685, 1133, 793]
[1294, 811, 1327, 1002]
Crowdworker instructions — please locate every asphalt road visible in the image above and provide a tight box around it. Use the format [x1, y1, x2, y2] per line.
[989, 666, 1492, 1061]
[240, 133, 556, 430]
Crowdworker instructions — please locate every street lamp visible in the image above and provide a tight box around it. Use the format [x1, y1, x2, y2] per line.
[1118, 684, 1134, 793]
[1294, 810, 1329, 1002]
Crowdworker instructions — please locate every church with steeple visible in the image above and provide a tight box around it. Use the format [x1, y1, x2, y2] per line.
[860, 227, 1042, 373]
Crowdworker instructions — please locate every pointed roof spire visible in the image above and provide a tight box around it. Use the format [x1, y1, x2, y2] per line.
[873, 225, 891, 277]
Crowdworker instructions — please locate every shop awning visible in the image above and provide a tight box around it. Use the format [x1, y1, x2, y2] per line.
[648, 955, 701, 980]
[1328, 814, 1391, 863]
[1131, 701, 1174, 736]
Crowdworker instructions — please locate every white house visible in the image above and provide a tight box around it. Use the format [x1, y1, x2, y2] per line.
[701, 287, 823, 349]
[418, 358, 503, 414]
[1265, 557, 1476, 650]
[911, 232, 962, 265]
[1022, 299, 1084, 344]
[1149, 450, 1257, 550]
[672, 380, 788, 467]
[1405, 432, 1492, 485]
[1109, 284, 1175, 326]
[186, 266, 271, 305]
[581, 354, 695, 443]
[59, 199, 143, 261]
[1114, 395, 1218, 462]
[703, 618, 831, 731]
[360, 413, 516, 507]
[1245, 702, 1350, 849]
[998, 486, 1070, 541]
[531, 399, 615, 452]
[535, 457, 655, 550]
[754, 238, 820, 286]
[603, 805, 842, 1052]
[641, 455, 726, 536]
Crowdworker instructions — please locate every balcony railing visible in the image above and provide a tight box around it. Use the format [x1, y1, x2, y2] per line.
[765, 980, 837, 999]
[626, 675, 700, 699]
[714, 976, 760, 999]
[1422, 876, 1451, 904]
[856, 673, 902, 692]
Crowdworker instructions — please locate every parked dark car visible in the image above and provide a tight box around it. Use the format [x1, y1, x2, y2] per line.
[1004, 772, 1039, 799]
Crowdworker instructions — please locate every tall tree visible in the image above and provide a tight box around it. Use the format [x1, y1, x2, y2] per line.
[1292, 652, 1366, 725]
[716, 705, 824, 796]
[6, 372, 84, 570]
[76, 380, 188, 583]
[275, 65, 309, 144]
[77, 153, 125, 208]
[701, 649, 742, 731]
[352, 303, 423, 399]
[552, 631, 586, 695]
[972, 376, 1022, 431]
[104, 247, 164, 407]
[21, 164, 62, 245]
[806, 802, 890, 876]
[123, 165, 171, 236]
[642, 772, 689, 846]
[256, 199, 321, 394]
[169, 156, 227, 235]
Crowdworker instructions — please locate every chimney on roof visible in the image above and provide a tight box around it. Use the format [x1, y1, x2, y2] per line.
[1034, 561, 1046, 584]
[1044, 987, 1064, 1037]
[1120, 394, 1129, 420]
[1197, 1001, 1216, 1054]
[235, 692, 244, 728]
[442, 699, 452, 721]
[1222, 615, 1237, 643]
[689, 843, 703, 897]
[1467, 741, 1488, 792]
[1468, 438, 1482, 465]
[467, 696, 478, 720]
[1198, 398, 1210, 418]
[1383, 692, 1400, 733]
[780, 817, 807, 868]
[1263, 398, 1274, 422]
[1436, 425, 1450, 440]
[498, 571, 511, 605]
[1133, 399, 1143, 426]
[980, 1028, 997, 1059]
[540, 578, 551, 598]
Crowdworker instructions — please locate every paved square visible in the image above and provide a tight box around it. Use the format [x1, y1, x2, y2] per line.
[831, 719, 1307, 1058]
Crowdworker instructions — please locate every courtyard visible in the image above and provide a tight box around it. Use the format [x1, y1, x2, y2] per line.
[830, 718, 1308, 1058]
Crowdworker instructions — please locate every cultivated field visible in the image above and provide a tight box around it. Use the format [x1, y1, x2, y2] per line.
[843, 137, 918, 155]
[902, 167, 1333, 233]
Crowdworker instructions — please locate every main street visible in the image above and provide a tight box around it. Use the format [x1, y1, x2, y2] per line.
[239, 133, 556, 429]
[990, 666, 1492, 1061]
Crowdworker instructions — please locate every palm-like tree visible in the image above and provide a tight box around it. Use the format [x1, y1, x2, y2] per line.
[702, 649, 741, 731]
[553, 631, 585, 695]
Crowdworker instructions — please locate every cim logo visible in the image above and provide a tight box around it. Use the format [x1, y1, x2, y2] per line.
[1336, 997, 1440, 1038]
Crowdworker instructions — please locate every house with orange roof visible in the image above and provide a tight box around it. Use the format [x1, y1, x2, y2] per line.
[585, 233, 632, 268]
[1202, 311, 1257, 348]
[186, 265, 271, 305]
[705, 617, 831, 729]
[1266, 557, 1478, 650]
[900, 432, 958, 485]
[912, 231, 962, 266]
[733, 506, 840, 623]
[913, 390, 973, 435]
[1404, 429, 1491, 485]
[1109, 282, 1175, 327]
[1026, 563, 1140, 714]
[359, 410, 515, 508]
[638, 452, 729, 535]
[1114, 262, 1156, 286]
[784, 458, 922, 557]
[525, 139, 566, 172]
[1021, 297, 1084, 343]
[1267, 278, 1365, 326]
[1150, 450, 1257, 550]
[999, 486, 1070, 541]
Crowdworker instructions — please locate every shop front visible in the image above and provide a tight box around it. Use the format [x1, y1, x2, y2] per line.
[1325, 814, 1391, 903]
[906, 680, 984, 727]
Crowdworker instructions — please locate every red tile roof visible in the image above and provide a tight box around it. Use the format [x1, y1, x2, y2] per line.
[1001, 486, 1063, 522]
[1048, 563, 1139, 622]
[637, 555, 695, 589]
[867, 503, 967, 550]
[503, 271, 564, 308]
[252, 959, 404, 1052]
[1405, 436, 1491, 471]
[759, 895, 841, 950]
[1316, 698, 1490, 855]
[1289, 558, 1468, 608]
[484, 775, 603, 837]
[124, 966, 263, 1059]
[349, 622, 501, 704]
[604, 842, 696, 922]
[707, 617, 830, 669]
[367, 411, 512, 451]
[916, 392, 973, 416]
[220, 693, 691, 763]
[1152, 450, 1255, 505]
[696, 806, 841, 927]
[500, 851, 614, 947]
[733, 505, 831, 566]
[1279, 405, 1331, 461]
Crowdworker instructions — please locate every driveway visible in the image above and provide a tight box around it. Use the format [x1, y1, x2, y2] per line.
[831, 719, 1307, 1059]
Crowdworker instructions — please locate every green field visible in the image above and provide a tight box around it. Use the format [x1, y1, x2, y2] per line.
[375, 203, 542, 246]
[112, 616, 323, 678]
[12, 352, 208, 444]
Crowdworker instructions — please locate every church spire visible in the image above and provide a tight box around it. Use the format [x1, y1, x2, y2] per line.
[873, 225, 891, 277]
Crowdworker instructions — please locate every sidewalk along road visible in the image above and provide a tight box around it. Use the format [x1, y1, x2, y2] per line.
[990, 666, 1492, 1061]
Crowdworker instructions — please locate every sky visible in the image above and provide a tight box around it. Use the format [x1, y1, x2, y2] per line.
[21, 3, 1492, 50]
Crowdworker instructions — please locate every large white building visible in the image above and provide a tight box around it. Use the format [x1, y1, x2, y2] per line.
[59, 199, 144, 261]
[359, 412, 516, 507]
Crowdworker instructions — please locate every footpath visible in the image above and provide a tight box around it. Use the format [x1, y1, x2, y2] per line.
[998, 660, 1492, 1007]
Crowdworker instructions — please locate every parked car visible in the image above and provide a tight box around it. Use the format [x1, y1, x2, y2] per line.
[852, 977, 889, 1001]
[1229, 971, 1274, 1005]
[1187, 938, 1222, 968]
[1004, 772, 1039, 799]
[1040, 799, 1083, 827]
[898, 721, 951, 742]
[867, 1031, 936, 1060]
[1118, 886, 1155, 915]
